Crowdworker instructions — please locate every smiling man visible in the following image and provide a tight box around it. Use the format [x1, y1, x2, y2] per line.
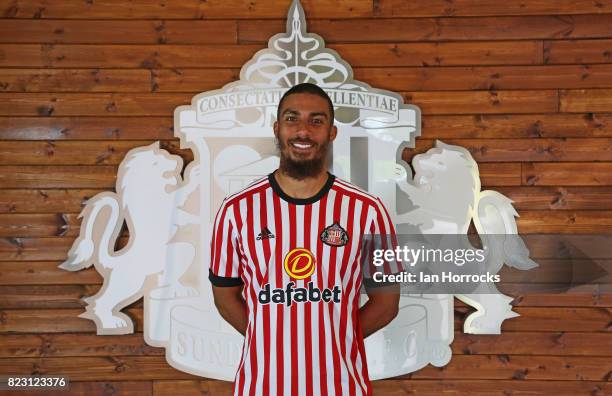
[209, 83, 400, 396]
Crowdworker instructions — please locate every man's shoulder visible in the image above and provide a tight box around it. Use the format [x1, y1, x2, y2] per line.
[332, 176, 384, 207]
[222, 175, 271, 207]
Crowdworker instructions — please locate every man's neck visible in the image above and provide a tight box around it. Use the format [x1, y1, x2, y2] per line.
[273, 169, 330, 199]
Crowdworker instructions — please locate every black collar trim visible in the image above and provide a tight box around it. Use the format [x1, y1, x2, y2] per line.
[268, 171, 335, 205]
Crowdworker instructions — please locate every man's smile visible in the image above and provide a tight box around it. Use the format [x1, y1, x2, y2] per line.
[289, 140, 317, 153]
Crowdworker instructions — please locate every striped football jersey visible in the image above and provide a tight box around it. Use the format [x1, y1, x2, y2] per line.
[209, 172, 398, 396]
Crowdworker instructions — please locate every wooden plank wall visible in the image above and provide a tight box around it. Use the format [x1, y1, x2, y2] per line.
[1, 0, 611, 395]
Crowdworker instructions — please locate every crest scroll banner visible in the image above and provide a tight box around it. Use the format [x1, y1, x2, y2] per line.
[61, 0, 536, 381]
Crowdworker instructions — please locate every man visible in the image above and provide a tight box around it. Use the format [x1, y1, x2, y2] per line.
[209, 83, 400, 396]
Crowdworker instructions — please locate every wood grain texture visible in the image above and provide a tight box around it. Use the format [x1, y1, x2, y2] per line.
[2, 284, 610, 309]
[0, 284, 100, 309]
[158, 379, 611, 396]
[0, 91, 558, 116]
[0, 189, 103, 214]
[412, 138, 612, 162]
[0, 69, 151, 93]
[329, 41, 544, 67]
[544, 38, 612, 64]
[16, 185, 607, 213]
[419, 114, 612, 139]
[1, 307, 609, 333]
[402, 91, 558, 115]
[238, 15, 612, 43]
[0, 20, 238, 44]
[0, 44, 265, 68]
[0, 354, 610, 381]
[0, 262, 101, 285]
[0, 238, 66, 262]
[0, 165, 119, 188]
[0, 237, 127, 261]
[0, 117, 175, 140]
[0, 163, 518, 189]
[0, 42, 543, 69]
[523, 163, 612, 186]
[0, 0, 373, 19]
[2, 186, 611, 213]
[8, 93, 570, 123]
[0, 140, 190, 165]
[354, 65, 612, 91]
[5, 66, 612, 93]
[516, 210, 612, 233]
[3, 210, 612, 237]
[3, 114, 612, 140]
[2, 138, 610, 166]
[0, 68, 238, 93]
[1, 331, 610, 358]
[5, 382, 153, 396]
[375, 0, 612, 17]
[154, 380, 232, 396]
[0, 308, 142, 333]
[0, 333, 162, 358]
[0, 93, 190, 116]
[370, 380, 611, 396]
[560, 89, 612, 112]
[496, 187, 612, 210]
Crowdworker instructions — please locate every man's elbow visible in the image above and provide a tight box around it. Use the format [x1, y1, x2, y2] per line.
[212, 288, 245, 318]
[212, 296, 231, 318]
[212, 297, 224, 313]
[384, 303, 399, 323]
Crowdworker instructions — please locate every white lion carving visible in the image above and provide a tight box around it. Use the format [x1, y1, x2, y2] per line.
[60, 142, 200, 334]
[396, 140, 537, 334]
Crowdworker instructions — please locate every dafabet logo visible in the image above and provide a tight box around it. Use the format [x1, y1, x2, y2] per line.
[283, 248, 316, 279]
[258, 247, 341, 307]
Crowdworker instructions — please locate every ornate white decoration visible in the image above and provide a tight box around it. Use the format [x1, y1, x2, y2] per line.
[60, 0, 536, 382]
[60, 143, 200, 333]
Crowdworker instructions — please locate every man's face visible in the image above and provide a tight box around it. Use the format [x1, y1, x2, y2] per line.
[274, 92, 337, 179]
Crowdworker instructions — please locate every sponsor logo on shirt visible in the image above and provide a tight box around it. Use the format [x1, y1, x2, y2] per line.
[284, 247, 315, 279]
[257, 247, 341, 306]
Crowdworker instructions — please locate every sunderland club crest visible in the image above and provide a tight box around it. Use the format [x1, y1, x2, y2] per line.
[320, 222, 349, 247]
[61, 0, 536, 381]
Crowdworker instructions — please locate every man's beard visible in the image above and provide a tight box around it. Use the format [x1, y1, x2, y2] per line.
[276, 137, 330, 180]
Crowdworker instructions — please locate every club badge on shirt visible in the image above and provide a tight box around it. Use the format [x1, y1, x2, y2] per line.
[320, 222, 349, 247]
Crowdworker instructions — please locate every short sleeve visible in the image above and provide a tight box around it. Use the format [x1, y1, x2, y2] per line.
[209, 199, 244, 287]
[362, 198, 402, 289]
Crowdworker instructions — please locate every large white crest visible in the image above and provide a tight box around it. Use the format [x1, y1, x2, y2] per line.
[61, 0, 536, 381]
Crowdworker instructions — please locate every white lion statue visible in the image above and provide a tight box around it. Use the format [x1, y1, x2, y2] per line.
[396, 140, 538, 334]
[60, 142, 200, 334]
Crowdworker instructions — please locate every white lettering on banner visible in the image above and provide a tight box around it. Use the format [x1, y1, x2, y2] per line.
[197, 88, 399, 118]
[176, 331, 241, 366]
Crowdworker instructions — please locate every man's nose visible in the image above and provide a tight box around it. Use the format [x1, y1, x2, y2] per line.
[294, 119, 312, 136]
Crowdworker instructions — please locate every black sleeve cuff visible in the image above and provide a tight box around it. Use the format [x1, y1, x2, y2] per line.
[209, 269, 244, 287]
[363, 277, 398, 289]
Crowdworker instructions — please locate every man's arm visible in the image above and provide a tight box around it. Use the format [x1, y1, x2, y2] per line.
[358, 283, 400, 338]
[211, 284, 248, 336]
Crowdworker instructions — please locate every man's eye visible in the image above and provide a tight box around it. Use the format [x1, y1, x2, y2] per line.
[311, 118, 323, 125]
[285, 116, 297, 121]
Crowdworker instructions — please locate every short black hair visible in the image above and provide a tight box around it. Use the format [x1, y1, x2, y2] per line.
[277, 83, 335, 122]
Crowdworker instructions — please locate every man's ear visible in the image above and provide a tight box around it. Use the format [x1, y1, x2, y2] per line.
[273, 121, 279, 138]
[330, 125, 338, 141]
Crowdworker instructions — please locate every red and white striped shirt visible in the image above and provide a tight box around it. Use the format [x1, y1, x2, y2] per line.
[209, 172, 398, 396]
